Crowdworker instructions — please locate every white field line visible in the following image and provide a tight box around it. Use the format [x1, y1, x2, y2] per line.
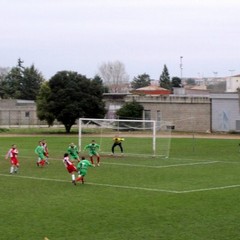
[0, 173, 178, 194]
[1, 173, 239, 194]
[3, 154, 220, 168]
[178, 184, 240, 193]
[102, 161, 219, 168]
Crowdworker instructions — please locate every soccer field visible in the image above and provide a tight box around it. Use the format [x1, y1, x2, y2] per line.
[0, 135, 240, 240]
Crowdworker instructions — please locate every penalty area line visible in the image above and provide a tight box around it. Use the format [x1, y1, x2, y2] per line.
[102, 161, 219, 168]
[178, 184, 240, 193]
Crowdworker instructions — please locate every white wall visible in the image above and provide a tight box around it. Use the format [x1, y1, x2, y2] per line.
[226, 76, 240, 92]
[211, 93, 240, 132]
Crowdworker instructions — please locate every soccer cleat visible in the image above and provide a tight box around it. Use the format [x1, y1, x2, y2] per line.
[72, 180, 76, 185]
[97, 163, 100, 167]
[36, 162, 39, 167]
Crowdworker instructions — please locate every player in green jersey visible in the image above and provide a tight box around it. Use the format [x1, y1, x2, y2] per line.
[35, 141, 46, 167]
[67, 143, 80, 162]
[76, 157, 93, 184]
[84, 140, 100, 166]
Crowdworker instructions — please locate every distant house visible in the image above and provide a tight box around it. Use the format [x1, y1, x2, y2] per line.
[0, 99, 37, 126]
[130, 86, 171, 95]
[173, 85, 210, 96]
[226, 74, 240, 92]
[0, 99, 60, 127]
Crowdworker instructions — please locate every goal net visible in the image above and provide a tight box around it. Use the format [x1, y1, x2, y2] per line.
[78, 118, 172, 158]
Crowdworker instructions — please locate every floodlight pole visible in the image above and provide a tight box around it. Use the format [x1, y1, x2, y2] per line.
[180, 56, 183, 80]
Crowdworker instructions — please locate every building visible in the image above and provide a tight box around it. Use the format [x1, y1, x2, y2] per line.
[211, 93, 240, 132]
[103, 87, 240, 133]
[124, 94, 211, 132]
[226, 74, 240, 92]
[0, 99, 38, 126]
[130, 86, 171, 95]
[1, 87, 240, 133]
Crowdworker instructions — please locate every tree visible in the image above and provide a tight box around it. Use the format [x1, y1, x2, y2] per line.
[0, 67, 10, 78]
[0, 59, 45, 100]
[159, 64, 171, 90]
[171, 77, 182, 88]
[98, 61, 129, 93]
[36, 82, 55, 126]
[92, 75, 109, 93]
[0, 60, 23, 99]
[207, 81, 226, 92]
[131, 73, 151, 89]
[116, 100, 143, 120]
[37, 71, 106, 133]
[19, 65, 45, 100]
[185, 78, 196, 85]
[0, 67, 10, 98]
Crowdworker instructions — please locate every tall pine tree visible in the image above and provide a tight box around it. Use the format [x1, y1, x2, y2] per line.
[159, 65, 171, 90]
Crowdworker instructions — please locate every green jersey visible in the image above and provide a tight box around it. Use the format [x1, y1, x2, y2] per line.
[77, 159, 93, 176]
[84, 143, 100, 154]
[67, 146, 79, 160]
[77, 159, 92, 171]
[35, 145, 45, 158]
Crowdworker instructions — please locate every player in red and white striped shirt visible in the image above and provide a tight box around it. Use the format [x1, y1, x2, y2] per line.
[42, 139, 49, 164]
[5, 144, 20, 174]
[63, 153, 77, 185]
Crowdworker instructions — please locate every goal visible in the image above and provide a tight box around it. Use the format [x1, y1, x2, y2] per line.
[78, 118, 172, 158]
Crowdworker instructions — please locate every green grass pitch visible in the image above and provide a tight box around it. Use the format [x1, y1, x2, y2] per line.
[0, 134, 240, 239]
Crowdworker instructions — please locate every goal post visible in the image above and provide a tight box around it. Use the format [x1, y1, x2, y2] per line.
[78, 118, 172, 158]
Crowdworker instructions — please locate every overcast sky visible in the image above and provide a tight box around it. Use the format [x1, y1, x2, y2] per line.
[1, 0, 240, 80]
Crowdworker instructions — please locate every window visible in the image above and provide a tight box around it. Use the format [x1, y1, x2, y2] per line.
[157, 110, 161, 128]
[157, 110, 161, 121]
[236, 120, 240, 131]
[144, 110, 151, 120]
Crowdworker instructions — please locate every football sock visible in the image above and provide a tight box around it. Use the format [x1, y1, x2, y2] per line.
[71, 174, 75, 181]
[76, 176, 83, 182]
[10, 166, 14, 173]
[40, 160, 45, 166]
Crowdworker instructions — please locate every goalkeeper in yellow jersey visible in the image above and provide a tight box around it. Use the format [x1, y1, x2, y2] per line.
[111, 135, 124, 155]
